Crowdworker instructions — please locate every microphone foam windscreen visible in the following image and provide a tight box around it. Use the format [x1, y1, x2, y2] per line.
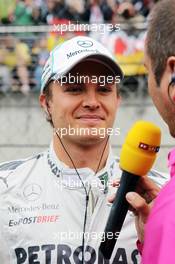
[119, 120, 161, 175]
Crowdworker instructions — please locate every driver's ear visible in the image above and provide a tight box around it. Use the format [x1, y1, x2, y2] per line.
[167, 56, 175, 85]
[39, 94, 52, 121]
[166, 57, 175, 103]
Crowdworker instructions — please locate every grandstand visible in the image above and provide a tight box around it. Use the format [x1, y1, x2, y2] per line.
[0, 0, 152, 94]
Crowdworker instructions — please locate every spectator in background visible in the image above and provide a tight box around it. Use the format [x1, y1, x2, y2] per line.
[32, 4, 42, 25]
[41, 0, 69, 24]
[0, 43, 11, 93]
[0, 0, 15, 24]
[13, 0, 35, 25]
[64, 0, 85, 21]
[132, 0, 158, 17]
[15, 38, 31, 94]
[1, 35, 31, 94]
[33, 36, 49, 91]
[82, 0, 113, 23]
[115, 0, 159, 21]
[117, 1, 136, 20]
[41, 0, 61, 24]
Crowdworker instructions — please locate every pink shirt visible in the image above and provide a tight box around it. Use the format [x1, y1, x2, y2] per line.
[142, 148, 175, 264]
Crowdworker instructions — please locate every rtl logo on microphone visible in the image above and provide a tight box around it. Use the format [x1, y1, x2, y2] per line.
[139, 142, 160, 153]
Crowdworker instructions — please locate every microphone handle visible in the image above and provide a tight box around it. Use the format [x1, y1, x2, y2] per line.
[99, 171, 140, 259]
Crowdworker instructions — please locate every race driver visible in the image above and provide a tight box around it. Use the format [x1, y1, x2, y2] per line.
[0, 36, 168, 264]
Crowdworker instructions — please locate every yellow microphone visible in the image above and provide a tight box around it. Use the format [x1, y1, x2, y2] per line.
[100, 120, 161, 259]
[120, 120, 161, 174]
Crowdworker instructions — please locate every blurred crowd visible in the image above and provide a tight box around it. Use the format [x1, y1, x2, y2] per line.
[0, 31, 147, 94]
[0, 0, 159, 26]
[0, 0, 159, 94]
[0, 34, 50, 94]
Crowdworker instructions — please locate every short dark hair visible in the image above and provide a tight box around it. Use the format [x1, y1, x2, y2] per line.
[146, 0, 175, 86]
[43, 81, 53, 102]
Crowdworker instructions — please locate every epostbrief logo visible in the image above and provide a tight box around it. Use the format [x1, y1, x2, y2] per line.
[9, 215, 59, 227]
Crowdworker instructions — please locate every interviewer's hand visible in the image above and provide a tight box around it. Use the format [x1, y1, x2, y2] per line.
[108, 176, 160, 243]
[126, 176, 160, 243]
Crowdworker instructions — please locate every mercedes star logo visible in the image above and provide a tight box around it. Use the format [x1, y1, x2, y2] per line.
[77, 40, 93, 48]
[23, 183, 42, 201]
